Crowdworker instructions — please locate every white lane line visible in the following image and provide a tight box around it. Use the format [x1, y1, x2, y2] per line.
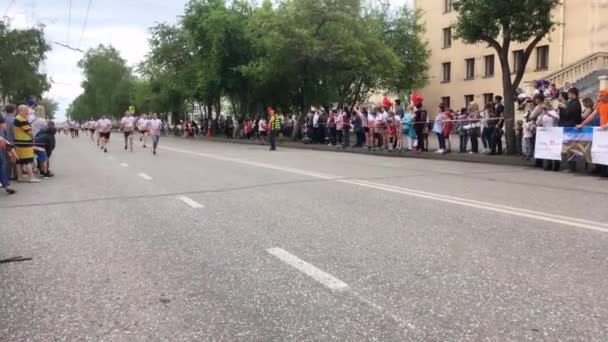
[161, 145, 608, 233]
[178, 196, 204, 208]
[137, 173, 153, 181]
[266, 247, 349, 292]
[120, 163, 129, 167]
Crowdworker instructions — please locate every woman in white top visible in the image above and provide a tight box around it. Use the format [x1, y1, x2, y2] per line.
[536, 103, 560, 171]
[366, 110, 375, 150]
[433, 104, 447, 154]
[31, 105, 48, 137]
[258, 117, 267, 144]
[393, 112, 402, 151]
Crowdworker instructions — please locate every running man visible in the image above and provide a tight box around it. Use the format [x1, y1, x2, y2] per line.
[88, 119, 96, 142]
[120, 111, 136, 152]
[148, 114, 162, 155]
[137, 114, 149, 148]
[96, 115, 112, 153]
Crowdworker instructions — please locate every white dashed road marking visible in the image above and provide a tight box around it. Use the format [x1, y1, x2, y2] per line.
[137, 173, 152, 181]
[161, 145, 608, 234]
[266, 247, 349, 292]
[178, 196, 204, 208]
[120, 163, 128, 167]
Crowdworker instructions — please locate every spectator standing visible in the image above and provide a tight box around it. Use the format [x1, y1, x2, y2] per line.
[467, 102, 481, 154]
[402, 108, 417, 151]
[522, 117, 535, 160]
[327, 110, 337, 146]
[351, 109, 364, 147]
[457, 108, 469, 153]
[577, 88, 608, 177]
[514, 120, 524, 156]
[414, 101, 428, 152]
[558, 88, 582, 172]
[443, 109, 453, 153]
[581, 97, 595, 121]
[2, 105, 16, 182]
[258, 116, 267, 145]
[13, 105, 40, 182]
[494, 96, 505, 154]
[536, 103, 561, 171]
[341, 110, 351, 148]
[31, 105, 48, 137]
[336, 109, 344, 146]
[245, 117, 253, 140]
[433, 104, 447, 154]
[393, 106, 403, 151]
[561, 81, 572, 94]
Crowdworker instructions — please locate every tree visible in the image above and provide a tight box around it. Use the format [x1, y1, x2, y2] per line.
[39, 98, 59, 120]
[0, 20, 51, 103]
[68, 45, 134, 121]
[452, 0, 561, 154]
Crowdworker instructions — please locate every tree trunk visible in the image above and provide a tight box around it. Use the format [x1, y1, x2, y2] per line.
[502, 73, 516, 155]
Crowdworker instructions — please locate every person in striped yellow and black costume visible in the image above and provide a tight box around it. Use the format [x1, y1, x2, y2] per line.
[13, 104, 40, 183]
[268, 108, 281, 151]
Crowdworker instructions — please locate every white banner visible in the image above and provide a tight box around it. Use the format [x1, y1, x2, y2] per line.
[535, 127, 563, 161]
[591, 128, 608, 166]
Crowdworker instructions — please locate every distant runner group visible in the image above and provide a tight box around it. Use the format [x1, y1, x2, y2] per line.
[81, 110, 163, 155]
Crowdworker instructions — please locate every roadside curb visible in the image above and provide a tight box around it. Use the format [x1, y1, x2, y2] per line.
[169, 135, 531, 168]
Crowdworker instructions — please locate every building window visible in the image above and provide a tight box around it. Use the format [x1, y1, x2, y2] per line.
[536, 45, 549, 70]
[444, 0, 453, 12]
[465, 58, 475, 80]
[513, 50, 524, 74]
[483, 93, 494, 105]
[441, 97, 451, 109]
[465, 95, 475, 108]
[484, 55, 495, 77]
[442, 62, 451, 83]
[443, 28, 452, 48]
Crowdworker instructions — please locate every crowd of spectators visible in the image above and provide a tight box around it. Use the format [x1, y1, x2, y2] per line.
[0, 98, 57, 196]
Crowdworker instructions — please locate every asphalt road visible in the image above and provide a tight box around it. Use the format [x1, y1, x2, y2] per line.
[1, 133, 607, 341]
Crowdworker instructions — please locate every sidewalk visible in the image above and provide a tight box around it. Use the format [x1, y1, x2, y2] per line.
[177, 134, 531, 168]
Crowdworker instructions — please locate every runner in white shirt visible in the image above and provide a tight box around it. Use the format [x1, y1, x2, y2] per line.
[96, 115, 113, 153]
[137, 115, 149, 148]
[148, 114, 163, 155]
[88, 119, 96, 142]
[120, 111, 136, 152]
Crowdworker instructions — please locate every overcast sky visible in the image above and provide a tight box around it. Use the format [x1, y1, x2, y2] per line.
[3, 0, 411, 120]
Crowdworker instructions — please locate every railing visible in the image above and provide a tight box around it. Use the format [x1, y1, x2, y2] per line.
[544, 52, 608, 86]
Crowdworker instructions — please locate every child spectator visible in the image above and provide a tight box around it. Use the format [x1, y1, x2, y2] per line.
[522, 118, 535, 160]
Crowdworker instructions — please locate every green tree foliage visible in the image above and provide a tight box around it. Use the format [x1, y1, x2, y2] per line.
[0, 20, 51, 103]
[68, 45, 134, 121]
[68, 0, 430, 121]
[452, 0, 561, 154]
[143, 0, 428, 118]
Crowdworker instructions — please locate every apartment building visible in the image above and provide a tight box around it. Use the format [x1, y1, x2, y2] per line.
[413, 0, 608, 113]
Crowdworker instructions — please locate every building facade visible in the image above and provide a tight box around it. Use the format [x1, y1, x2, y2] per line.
[413, 0, 608, 113]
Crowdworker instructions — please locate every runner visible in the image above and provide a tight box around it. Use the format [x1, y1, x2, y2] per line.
[69, 120, 76, 139]
[137, 114, 149, 148]
[148, 114, 162, 155]
[96, 115, 112, 153]
[119, 111, 136, 152]
[88, 119, 96, 142]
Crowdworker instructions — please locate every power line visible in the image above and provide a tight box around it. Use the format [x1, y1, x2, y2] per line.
[66, 0, 72, 44]
[53, 41, 83, 53]
[78, 0, 92, 48]
[2, 0, 16, 18]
